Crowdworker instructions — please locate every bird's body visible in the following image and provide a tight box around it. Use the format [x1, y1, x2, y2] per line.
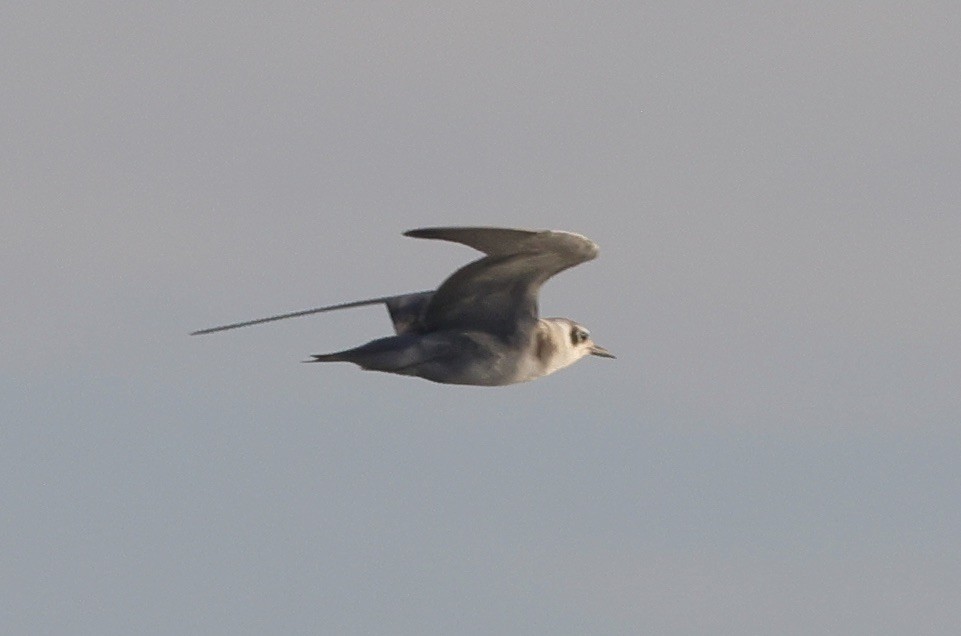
[309, 318, 597, 386]
[192, 227, 613, 385]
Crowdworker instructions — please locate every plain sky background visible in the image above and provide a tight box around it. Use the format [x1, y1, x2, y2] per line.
[3, 2, 960, 634]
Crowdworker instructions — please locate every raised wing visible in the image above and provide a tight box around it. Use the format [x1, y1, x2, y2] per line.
[190, 291, 434, 336]
[404, 227, 599, 336]
[403, 227, 544, 256]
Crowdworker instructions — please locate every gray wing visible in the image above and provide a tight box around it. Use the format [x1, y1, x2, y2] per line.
[404, 227, 599, 336]
[191, 291, 433, 336]
[404, 227, 544, 256]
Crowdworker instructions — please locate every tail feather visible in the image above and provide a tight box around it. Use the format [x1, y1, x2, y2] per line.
[303, 353, 344, 363]
[304, 333, 451, 375]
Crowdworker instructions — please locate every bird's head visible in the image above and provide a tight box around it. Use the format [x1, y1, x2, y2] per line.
[537, 318, 615, 375]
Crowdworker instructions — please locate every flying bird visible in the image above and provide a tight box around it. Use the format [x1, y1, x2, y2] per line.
[192, 226, 613, 385]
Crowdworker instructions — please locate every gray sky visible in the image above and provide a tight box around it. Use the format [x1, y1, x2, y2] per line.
[3, 2, 960, 634]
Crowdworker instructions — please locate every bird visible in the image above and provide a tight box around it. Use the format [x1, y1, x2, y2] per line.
[191, 226, 614, 385]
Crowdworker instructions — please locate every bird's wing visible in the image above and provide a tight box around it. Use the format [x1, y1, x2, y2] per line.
[404, 227, 544, 256]
[404, 227, 599, 336]
[190, 291, 434, 336]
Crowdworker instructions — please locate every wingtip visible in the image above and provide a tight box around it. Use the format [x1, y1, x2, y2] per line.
[403, 228, 435, 239]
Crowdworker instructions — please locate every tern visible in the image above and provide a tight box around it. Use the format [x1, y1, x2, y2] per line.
[192, 226, 614, 385]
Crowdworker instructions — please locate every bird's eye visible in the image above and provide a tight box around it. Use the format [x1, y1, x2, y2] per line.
[571, 329, 589, 345]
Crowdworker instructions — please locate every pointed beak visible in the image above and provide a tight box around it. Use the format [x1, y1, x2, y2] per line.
[590, 344, 616, 359]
